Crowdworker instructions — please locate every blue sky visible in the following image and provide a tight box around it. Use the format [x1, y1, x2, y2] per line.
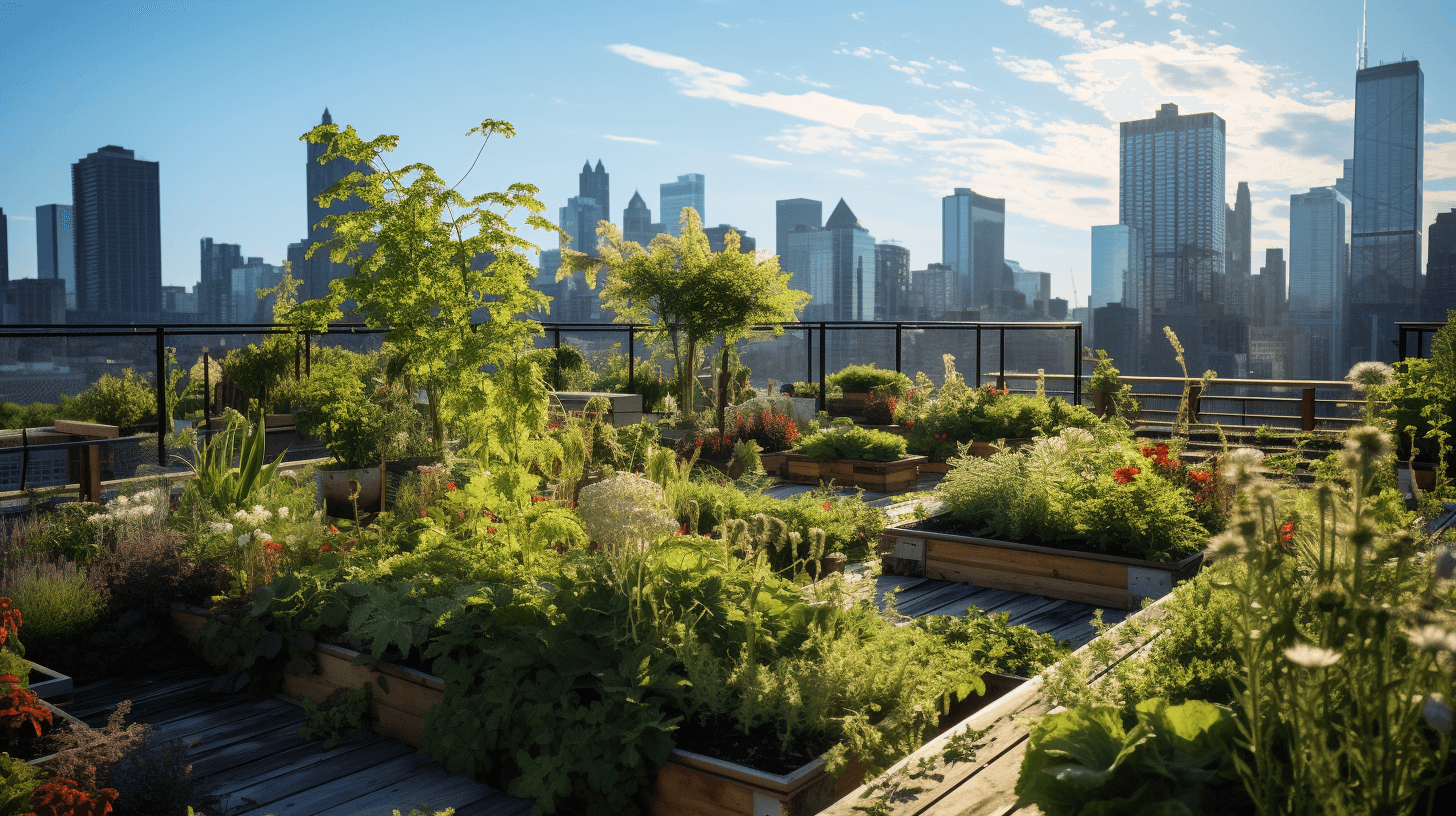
[2, 0, 1453, 306]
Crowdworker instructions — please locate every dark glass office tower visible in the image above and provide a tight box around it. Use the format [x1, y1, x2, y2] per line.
[72, 145, 161, 321]
[775, 198, 822, 259]
[304, 109, 374, 301]
[35, 204, 75, 309]
[1349, 59, 1423, 361]
[622, 191, 654, 246]
[941, 187, 1005, 312]
[199, 238, 243, 324]
[1422, 210, 1456, 322]
[580, 160, 609, 225]
[789, 199, 875, 322]
[0, 207, 8, 285]
[874, 241, 910, 321]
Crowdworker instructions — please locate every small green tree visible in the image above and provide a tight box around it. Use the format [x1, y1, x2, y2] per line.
[566, 208, 808, 423]
[291, 119, 557, 454]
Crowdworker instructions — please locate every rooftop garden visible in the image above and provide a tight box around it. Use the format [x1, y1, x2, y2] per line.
[1, 117, 1453, 816]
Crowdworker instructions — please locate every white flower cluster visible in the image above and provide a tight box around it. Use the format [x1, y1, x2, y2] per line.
[576, 473, 679, 553]
[1059, 427, 1095, 444]
[234, 505, 273, 527]
[209, 521, 235, 534]
[237, 527, 273, 549]
[1345, 360, 1395, 392]
[87, 489, 165, 526]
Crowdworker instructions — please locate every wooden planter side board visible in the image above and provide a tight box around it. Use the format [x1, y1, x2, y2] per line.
[881, 521, 1203, 611]
[781, 455, 927, 493]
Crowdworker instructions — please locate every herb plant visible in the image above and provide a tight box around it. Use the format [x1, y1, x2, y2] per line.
[793, 427, 908, 462]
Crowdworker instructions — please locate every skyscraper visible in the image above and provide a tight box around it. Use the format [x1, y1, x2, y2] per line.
[35, 205, 75, 310]
[1090, 225, 1144, 355]
[622, 191, 656, 246]
[874, 241, 910, 321]
[72, 145, 162, 321]
[1286, 186, 1351, 380]
[1254, 248, 1287, 328]
[1118, 103, 1228, 373]
[0, 207, 8, 285]
[1422, 210, 1456, 322]
[776, 199, 822, 258]
[559, 196, 604, 253]
[788, 199, 875, 321]
[303, 109, 374, 301]
[199, 238, 243, 324]
[941, 188, 1005, 311]
[1349, 59, 1424, 361]
[1226, 182, 1252, 317]
[580, 160, 609, 224]
[1335, 159, 1355, 202]
[660, 174, 705, 236]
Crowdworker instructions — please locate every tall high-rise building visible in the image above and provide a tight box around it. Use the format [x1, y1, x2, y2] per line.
[72, 145, 162, 321]
[1226, 182, 1253, 317]
[303, 109, 374, 301]
[1286, 186, 1351, 380]
[35, 205, 75, 309]
[703, 225, 755, 254]
[788, 199, 875, 321]
[1118, 102, 1228, 373]
[559, 196, 604, 253]
[199, 238, 243, 324]
[228, 257, 284, 323]
[580, 160, 609, 224]
[0, 207, 8, 285]
[660, 174, 705, 236]
[1349, 59, 1424, 361]
[1254, 248, 1287, 328]
[776, 199, 822, 258]
[908, 263, 956, 320]
[1335, 159, 1355, 202]
[1422, 210, 1456, 322]
[622, 191, 656, 246]
[1089, 225, 1144, 355]
[941, 187, 1005, 311]
[874, 242, 910, 321]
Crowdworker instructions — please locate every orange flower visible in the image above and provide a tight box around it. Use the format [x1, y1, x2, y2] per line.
[263, 540, 283, 554]
[487, 526, 498, 533]
[329, 525, 340, 535]
[1113, 466, 1141, 484]
[1280, 520, 1296, 543]
[420, 509, 428, 518]
[823, 501, 831, 511]
[320, 544, 330, 552]
[1189, 470, 1212, 484]
[446, 482, 456, 491]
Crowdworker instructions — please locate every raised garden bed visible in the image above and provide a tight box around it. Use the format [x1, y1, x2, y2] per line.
[880, 514, 1203, 610]
[781, 454, 927, 493]
[26, 660, 73, 702]
[760, 451, 789, 476]
[171, 603, 1026, 816]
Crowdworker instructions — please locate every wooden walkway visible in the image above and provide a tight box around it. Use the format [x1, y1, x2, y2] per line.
[876, 574, 1128, 649]
[67, 669, 530, 816]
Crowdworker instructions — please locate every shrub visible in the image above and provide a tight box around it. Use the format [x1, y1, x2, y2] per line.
[4, 503, 105, 565]
[828, 364, 912, 396]
[60, 369, 156, 428]
[862, 392, 898, 425]
[674, 479, 886, 564]
[0, 752, 44, 812]
[0, 401, 62, 431]
[2, 565, 103, 657]
[793, 427, 907, 463]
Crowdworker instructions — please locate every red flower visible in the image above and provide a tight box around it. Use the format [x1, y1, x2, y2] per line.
[446, 482, 456, 491]
[320, 544, 330, 552]
[458, 511, 466, 520]
[1113, 466, 1141, 484]
[823, 501, 831, 511]
[346, 538, 357, 548]
[1280, 521, 1296, 543]
[487, 526, 498, 533]
[1188, 470, 1212, 484]
[27, 778, 119, 816]
[263, 540, 283, 554]
[906, 421, 914, 429]
[329, 525, 340, 535]
[420, 509, 428, 518]
[531, 495, 548, 503]
[678, 523, 687, 536]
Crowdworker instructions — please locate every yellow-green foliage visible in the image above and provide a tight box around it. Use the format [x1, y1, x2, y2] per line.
[5, 568, 103, 654]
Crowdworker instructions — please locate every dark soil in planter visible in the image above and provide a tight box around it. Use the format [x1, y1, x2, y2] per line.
[670, 713, 838, 775]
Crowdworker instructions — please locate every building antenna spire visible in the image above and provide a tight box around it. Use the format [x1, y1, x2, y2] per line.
[1357, 0, 1368, 71]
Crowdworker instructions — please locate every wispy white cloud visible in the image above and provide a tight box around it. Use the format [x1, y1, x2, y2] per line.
[948, 80, 974, 89]
[851, 11, 865, 20]
[992, 46, 1007, 53]
[604, 134, 659, 145]
[610, 44, 940, 135]
[890, 64, 918, 75]
[1001, 0, 1025, 5]
[837, 168, 867, 176]
[998, 57, 1064, 84]
[795, 74, 832, 88]
[908, 60, 933, 70]
[1169, 13, 1187, 22]
[716, 22, 730, 28]
[6, 214, 34, 221]
[1429, 120, 1456, 134]
[731, 154, 792, 166]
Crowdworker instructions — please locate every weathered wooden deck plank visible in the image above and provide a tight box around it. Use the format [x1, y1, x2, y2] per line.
[230, 751, 444, 815]
[206, 736, 415, 801]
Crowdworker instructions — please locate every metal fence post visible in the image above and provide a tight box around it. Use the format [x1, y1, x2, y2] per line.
[305, 332, 312, 376]
[1398, 327, 1408, 361]
[202, 351, 211, 420]
[1072, 323, 1082, 405]
[818, 323, 827, 412]
[20, 428, 28, 492]
[627, 326, 635, 392]
[1301, 387, 1316, 432]
[975, 325, 982, 388]
[155, 326, 167, 467]
[553, 327, 562, 390]
[805, 326, 813, 389]
[997, 326, 1006, 390]
[294, 333, 302, 380]
[894, 323, 902, 375]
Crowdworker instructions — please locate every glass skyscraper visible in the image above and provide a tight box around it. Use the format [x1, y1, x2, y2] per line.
[72, 145, 162, 321]
[1349, 59, 1423, 362]
[789, 199, 876, 321]
[941, 188, 1005, 312]
[1089, 224, 1144, 357]
[660, 174, 705, 236]
[1287, 186, 1351, 379]
[622, 191, 655, 246]
[35, 205, 75, 309]
[303, 109, 374, 302]
[580, 160, 609, 225]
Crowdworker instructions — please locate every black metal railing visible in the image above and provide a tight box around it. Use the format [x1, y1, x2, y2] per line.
[1397, 322, 1446, 361]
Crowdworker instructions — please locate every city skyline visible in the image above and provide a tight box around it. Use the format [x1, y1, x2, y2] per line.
[1, 0, 1452, 309]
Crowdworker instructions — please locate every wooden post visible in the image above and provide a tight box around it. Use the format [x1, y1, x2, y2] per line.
[1186, 384, 1202, 425]
[79, 444, 101, 503]
[1301, 387, 1316, 432]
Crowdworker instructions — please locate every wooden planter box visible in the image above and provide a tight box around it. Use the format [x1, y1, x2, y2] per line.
[859, 424, 910, 437]
[26, 660, 73, 702]
[27, 699, 91, 768]
[827, 392, 871, 417]
[781, 454, 927, 493]
[650, 671, 1025, 816]
[919, 462, 951, 475]
[880, 516, 1203, 610]
[760, 451, 789, 476]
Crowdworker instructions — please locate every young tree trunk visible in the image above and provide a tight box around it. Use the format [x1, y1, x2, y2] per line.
[682, 337, 697, 415]
[717, 343, 732, 434]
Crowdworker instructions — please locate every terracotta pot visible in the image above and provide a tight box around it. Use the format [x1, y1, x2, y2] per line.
[317, 464, 384, 515]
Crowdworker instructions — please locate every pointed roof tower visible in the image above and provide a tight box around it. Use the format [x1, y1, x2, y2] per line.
[321, 108, 332, 125]
[627, 190, 646, 207]
[824, 198, 860, 230]
[582, 160, 592, 173]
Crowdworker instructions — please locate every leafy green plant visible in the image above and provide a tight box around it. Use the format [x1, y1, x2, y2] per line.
[829, 364, 912, 397]
[3, 567, 103, 658]
[794, 427, 907, 462]
[299, 682, 374, 749]
[1014, 698, 1247, 815]
[0, 752, 43, 816]
[180, 408, 284, 517]
[193, 571, 349, 695]
[1087, 349, 1138, 419]
[292, 361, 428, 469]
[0, 402, 61, 432]
[911, 612, 1068, 678]
[59, 368, 156, 428]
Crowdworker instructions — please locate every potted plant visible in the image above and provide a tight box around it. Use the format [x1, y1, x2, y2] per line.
[826, 364, 912, 417]
[295, 370, 429, 515]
